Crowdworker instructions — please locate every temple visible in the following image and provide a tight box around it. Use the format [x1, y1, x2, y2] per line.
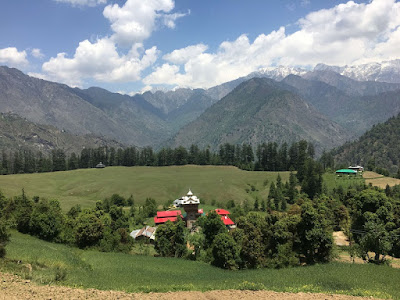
[177, 189, 201, 229]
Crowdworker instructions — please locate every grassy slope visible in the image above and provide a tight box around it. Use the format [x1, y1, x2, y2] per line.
[323, 172, 365, 192]
[0, 166, 287, 211]
[2, 231, 399, 298]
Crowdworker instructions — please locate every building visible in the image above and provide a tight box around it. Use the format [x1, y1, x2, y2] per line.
[181, 189, 201, 229]
[173, 189, 200, 207]
[335, 169, 358, 176]
[130, 226, 156, 242]
[95, 162, 106, 168]
[348, 165, 364, 172]
[215, 208, 236, 229]
[153, 210, 182, 225]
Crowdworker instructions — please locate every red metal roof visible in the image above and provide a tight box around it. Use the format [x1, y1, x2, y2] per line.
[215, 209, 230, 215]
[157, 210, 182, 218]
[154, 216, 179, 224]
[221, 216, 235, 226]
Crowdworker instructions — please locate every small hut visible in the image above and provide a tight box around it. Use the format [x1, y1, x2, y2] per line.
[96, 162, 106, 168]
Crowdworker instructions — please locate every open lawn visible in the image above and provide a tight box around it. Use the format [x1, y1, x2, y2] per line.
[323, 172, 365, 192]
[363, 171, 400, 188]
[2, 231, 399, 299]
[0, 166, 287, 211]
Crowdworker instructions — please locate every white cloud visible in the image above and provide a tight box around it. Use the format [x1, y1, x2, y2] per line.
[163, 44, 208, 64]
[144, 0, 400, 88]
[0, 47, 28, 67]
[34, 38, 158, 87]
[31, 48, 44, 59]
[103, 0, 186, 47]
[53, 0, 106, 7]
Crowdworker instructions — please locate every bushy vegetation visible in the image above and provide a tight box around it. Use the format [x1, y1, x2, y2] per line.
[155, 194, 335, 270]
[0, 191, 135, 254]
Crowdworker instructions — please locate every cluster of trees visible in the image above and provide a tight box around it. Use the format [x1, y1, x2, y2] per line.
[0, 141, 317, 175]
[0, 191, 139, 256]
[155, 198, 335, 269]
[154, 176, 400, 268]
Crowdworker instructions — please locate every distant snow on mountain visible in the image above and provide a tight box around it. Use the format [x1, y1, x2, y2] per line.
[251, 66, 308, 81]
[314, 60, 400, 83]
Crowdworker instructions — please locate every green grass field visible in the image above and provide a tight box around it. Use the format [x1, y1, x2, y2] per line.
[2, 231, 399, 298]
[0, 166, 287, 211]
[323, 172, 365, 192]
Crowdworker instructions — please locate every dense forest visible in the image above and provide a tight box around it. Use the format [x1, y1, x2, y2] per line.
[0, 140, 320, 174]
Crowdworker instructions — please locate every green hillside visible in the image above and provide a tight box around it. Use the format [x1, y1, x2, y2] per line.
[333, 113, 400, 174]
[169, 78, 349, 152]
[2, 231, 398, 298]
[0, 165, 286, 211]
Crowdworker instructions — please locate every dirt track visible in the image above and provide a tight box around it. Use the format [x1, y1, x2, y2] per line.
[0, 272, 382, 300]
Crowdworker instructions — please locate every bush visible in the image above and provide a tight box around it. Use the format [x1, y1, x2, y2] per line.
[211, 233, 240, 270]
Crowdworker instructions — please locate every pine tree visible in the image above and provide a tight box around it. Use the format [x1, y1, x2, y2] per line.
[261, 199, 266, 212]
[254, 197, 259, 211]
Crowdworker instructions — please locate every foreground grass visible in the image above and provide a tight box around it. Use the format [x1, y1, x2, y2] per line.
[2, 232, 399, 299]
[0, 166, 286, 211]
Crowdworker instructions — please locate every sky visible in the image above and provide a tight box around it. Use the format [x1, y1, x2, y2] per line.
[1, 0, 400, 94]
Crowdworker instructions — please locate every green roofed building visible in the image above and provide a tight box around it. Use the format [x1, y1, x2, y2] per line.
[336, 169, 358, 175]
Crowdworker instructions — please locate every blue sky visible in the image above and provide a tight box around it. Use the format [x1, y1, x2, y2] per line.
[1, 0, 399, 93]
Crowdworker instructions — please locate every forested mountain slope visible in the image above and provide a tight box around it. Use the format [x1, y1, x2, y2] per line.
[332, 113, 400, 173]
[168, 78, 349, 152]
[0, 113, 122, 154]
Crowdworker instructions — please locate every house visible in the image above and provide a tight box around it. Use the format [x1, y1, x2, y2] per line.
[153, 210, 183, 225]
[348, 165, 364, 172]
[95, 162, 105, 168]
[215, 208, 236, 229]
[130, 226, 156, 242]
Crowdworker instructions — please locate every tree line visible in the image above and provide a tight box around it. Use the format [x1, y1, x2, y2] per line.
[0, 140, 316, 175]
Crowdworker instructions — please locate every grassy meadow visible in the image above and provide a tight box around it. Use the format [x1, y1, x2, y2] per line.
[0, 166, 288, 211]
[2, 231, 399, 298]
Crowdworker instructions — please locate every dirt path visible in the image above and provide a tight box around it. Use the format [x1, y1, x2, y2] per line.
[0, 272, 381, 300]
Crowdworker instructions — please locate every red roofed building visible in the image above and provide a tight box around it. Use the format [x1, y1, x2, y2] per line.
[215, 209, 230, 216]
[215, 209, 235, 229]
[157, 210, 182, 218]
[154, 210, 182, 225]
[221, 215, 235, 226]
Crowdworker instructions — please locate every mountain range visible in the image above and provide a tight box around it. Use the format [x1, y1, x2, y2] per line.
[0, 113, 122, 154]
[1, 60, 400, 156]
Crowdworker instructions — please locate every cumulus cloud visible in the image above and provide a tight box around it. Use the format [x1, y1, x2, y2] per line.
[53, 0, 106, 7]
[144, 0, 400, 88]
[33, 38, 158, 87]
[31, 48, 44, 59]
[163, 44, 208, 64]
[36, 0, 187, 86]
[103, 0, 186, 47]
[0, 47, 28, 67]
